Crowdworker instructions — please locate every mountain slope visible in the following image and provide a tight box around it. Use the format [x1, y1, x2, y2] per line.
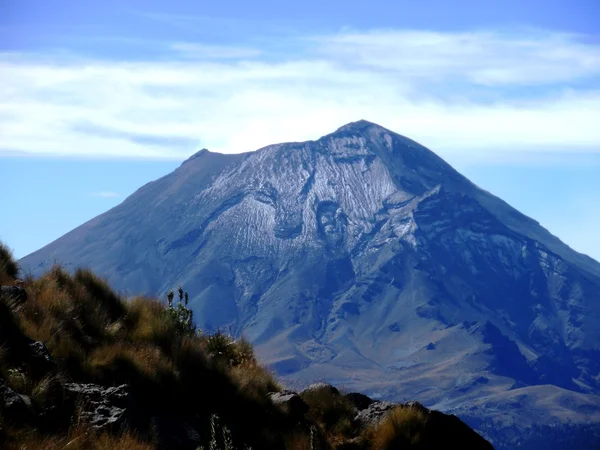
[21, 120, 600, 448]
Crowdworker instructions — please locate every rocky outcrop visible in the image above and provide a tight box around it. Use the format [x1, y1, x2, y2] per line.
[0, 379, 33, 423]
[64, 383, 130, 430]
[0, 298, 55, 378]
[300, 383, 340, 397]
[269, 390, 309, 420]
[269, 387, 494, 449]
[353, 398, 493, 449]
[353, 400, 397, 427]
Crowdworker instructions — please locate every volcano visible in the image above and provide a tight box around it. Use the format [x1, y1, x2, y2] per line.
[21, 120, 600, 449]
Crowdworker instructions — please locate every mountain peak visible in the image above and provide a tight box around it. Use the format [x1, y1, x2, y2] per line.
[181, 148, 211, 165]
[334, 119, 386, 134]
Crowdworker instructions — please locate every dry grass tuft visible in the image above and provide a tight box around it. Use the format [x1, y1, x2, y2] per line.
[92, 430, 155, 450]
[3, 424, 153, 450]
[72, 269, 125, 321]
[85, 342, 175, 385]
[230, 361, 281, 401]
[301, 385, 356, 441]
[17, 265, 121, 348]
[369, 405, 428, 450]
[31, 372, 66, 408]
[282, 429, 318, 450]
[0, 241, 19, 283]
[125, 297, 177, 349]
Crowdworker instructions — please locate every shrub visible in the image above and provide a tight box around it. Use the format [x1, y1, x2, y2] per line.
[166, 286, 196, 335]
[205, 331, 236, 365]
[202, 332, 261, 369]
[6, 367, 30, 394]
[230, 337, 256, 367]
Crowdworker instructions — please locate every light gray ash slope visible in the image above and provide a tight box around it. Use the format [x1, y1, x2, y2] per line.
[21, 120, 600, 449]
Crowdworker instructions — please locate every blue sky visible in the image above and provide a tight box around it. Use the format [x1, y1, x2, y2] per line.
[1, 0, 599, 261]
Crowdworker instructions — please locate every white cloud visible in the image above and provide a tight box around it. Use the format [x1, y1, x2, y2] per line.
[0, 28, 599, 161]
[317, 29, 600, 85]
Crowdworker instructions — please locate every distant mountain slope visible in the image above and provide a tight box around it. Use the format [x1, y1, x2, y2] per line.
[21, 120, 600, 449]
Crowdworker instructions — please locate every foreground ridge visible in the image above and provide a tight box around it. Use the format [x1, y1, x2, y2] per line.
[0, 250, 492, 449]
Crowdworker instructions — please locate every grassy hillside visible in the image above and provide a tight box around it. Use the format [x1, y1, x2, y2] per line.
[0, 241, 493, 449]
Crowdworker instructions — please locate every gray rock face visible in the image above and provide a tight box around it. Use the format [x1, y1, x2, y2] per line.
[20, 120, 600, 449]
[29, 341, 54, 364]
[64, 383, 129, 430]
[353, 401, 397, 428]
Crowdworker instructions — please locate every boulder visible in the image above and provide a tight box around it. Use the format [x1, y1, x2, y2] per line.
[344, 392, 374, 411]
[353, 400, 397, 428]
[403, 400, 429, 414]
[300, 383, 340, 397]
[269, 390, 309, 419]
[64, 383, 129, 430]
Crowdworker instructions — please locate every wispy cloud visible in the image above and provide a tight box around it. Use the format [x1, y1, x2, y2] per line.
[0, 28, 599, 162]
[318, 29, 600, 85]
[89, 191, 120, 198]
[171, 42, 262, 59]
